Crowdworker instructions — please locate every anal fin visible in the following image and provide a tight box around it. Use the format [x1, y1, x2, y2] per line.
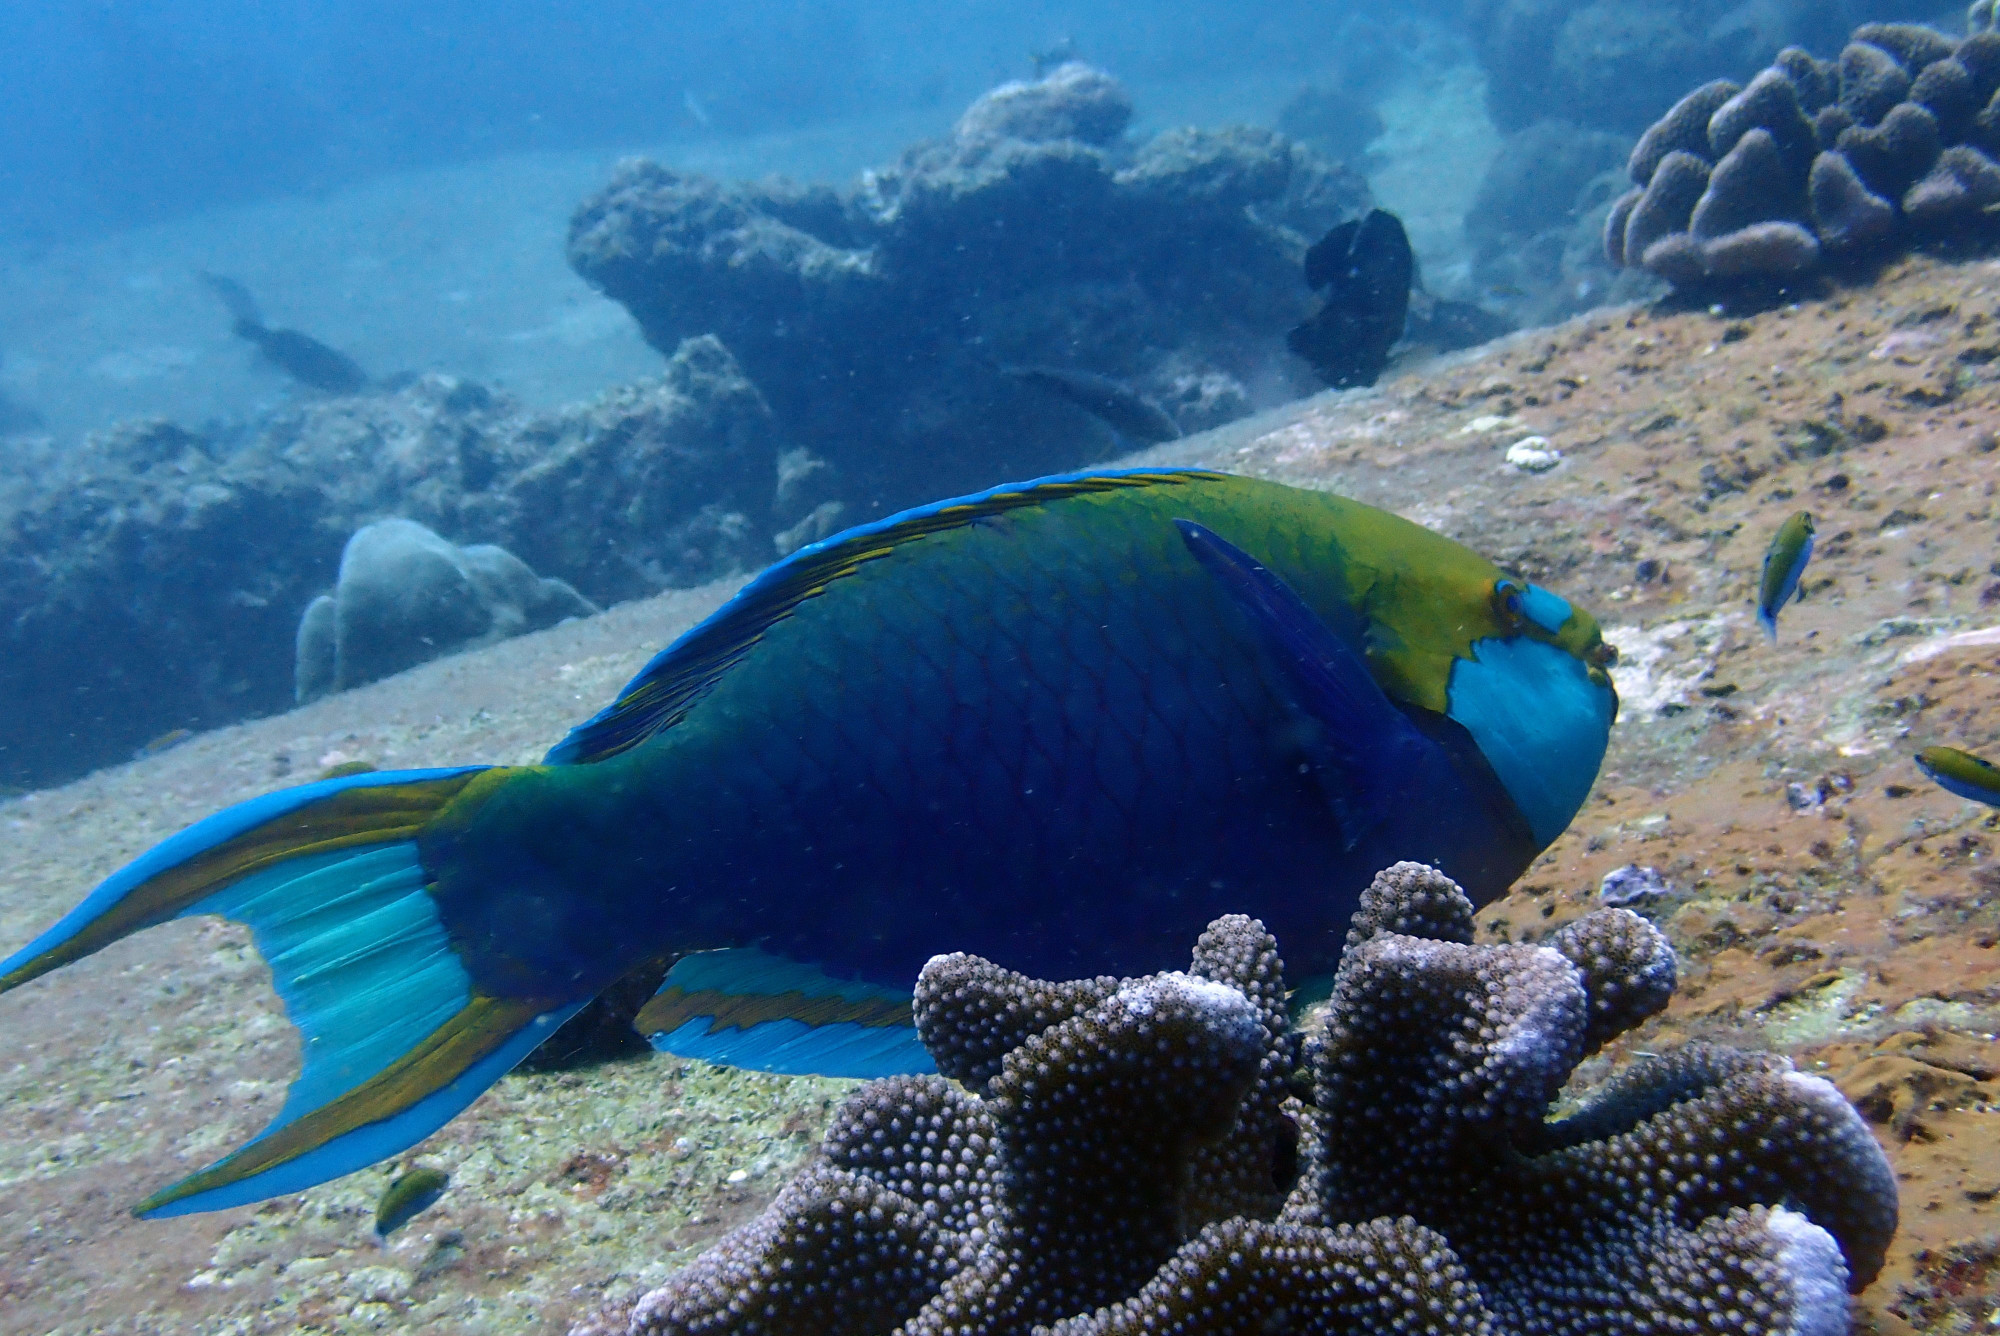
[637, 948, 934, 1079]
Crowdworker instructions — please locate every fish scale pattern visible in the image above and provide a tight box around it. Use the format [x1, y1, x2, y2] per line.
[604, 484, 1361, 985]
[574, 863, 1897, 1336]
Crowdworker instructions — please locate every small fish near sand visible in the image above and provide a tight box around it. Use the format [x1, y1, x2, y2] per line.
[1915, 745, 2000, 807]
[1287, 208, 1414, 390]
[198, 272, 368, 394]
[1757, 510, 1816, 641]
[1001, 365, 1183, 444]
[375, 1166, 449, 1242]
[0, 468, 1618, 1217]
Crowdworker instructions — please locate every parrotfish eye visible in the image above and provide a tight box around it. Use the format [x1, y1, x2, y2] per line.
[1492, 578, 1526, 627]
[1588, 641, 1619, 668]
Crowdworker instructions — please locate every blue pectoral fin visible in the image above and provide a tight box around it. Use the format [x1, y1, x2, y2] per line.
[635, 948, 935, 1079]
[1175, 519, 1449, 847]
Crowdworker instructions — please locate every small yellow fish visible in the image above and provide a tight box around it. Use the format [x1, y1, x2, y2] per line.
[1915, 745, 2000, 807]
[374, 1167, 449, 1241]
[1757, 511, 1815, 641]
[132, 728, 194, 760]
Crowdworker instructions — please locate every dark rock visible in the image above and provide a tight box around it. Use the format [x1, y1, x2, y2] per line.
[1903, 143, 2000, 225]
[1703, 220, 1821, 276]
[1629, 80, 1740, 185]
[1836, 101, 1943, 201]
[1809, 150, 1896, 250]
[1274, 84, 1384, 166]
[1691, 130, 1799, 239]
[1473, 120, 1633, 243]
[1547, 0, 1709, 133]
[1624, 150, 1711, 261]
[1467, 119, 1637, 328]
[1839, 42, 1913, 126]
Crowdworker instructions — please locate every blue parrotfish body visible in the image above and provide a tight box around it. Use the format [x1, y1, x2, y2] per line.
[0, 469, 1618, 1217]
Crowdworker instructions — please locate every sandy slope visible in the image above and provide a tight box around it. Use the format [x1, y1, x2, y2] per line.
[8, 251, 2000, 1332]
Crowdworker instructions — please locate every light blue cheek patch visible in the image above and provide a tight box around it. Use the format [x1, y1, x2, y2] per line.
[1447, 638, 1615, 845]
[637, 948, 936, 1079]
[1518, 584, 1573, 635]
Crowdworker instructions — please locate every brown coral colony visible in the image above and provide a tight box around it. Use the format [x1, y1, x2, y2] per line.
[574, 864, 1898, 1336]
[1607, 22, 2000, 286]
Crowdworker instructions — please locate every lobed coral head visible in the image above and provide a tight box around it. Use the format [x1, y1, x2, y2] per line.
[1608, 20, 2000, 289]
[576, 863, 1897, 1336]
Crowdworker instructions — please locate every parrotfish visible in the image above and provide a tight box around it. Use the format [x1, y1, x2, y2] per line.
[0, 469, 1618, 1218]
[1915, 745, 2000, 806]
[199, 272, 368, 395]
[375, 1166, 449, 1242]
[1757, 510, 1816, 641]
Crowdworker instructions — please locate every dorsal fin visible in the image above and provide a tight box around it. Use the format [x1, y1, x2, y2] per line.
[545, 468, 1230, 764]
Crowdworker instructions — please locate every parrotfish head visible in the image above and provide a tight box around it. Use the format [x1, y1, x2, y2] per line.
[1442, 577, 1618, 845]
[1317, 515, 1619, 849]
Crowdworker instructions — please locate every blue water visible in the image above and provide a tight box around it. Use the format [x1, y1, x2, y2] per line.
[0, 0, 1406, 243]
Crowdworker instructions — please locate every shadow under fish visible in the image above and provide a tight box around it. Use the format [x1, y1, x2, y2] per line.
[200, 272, 368, 395]
[1002, 365, 1182, 444]
[1287, 208, 1413, 390]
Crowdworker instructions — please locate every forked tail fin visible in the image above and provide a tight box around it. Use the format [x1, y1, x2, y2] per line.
[0, 766, 583, 1217]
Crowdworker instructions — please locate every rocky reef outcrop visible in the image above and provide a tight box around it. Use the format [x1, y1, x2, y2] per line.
[570, 862, 1897, 1336]
[566, 64, 1367, 512]
[0, 337, 796, 791]
[1466, 119, 1658, 328]
[1607, 22, 2000, 289]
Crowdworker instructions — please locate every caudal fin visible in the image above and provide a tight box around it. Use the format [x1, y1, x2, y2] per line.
[0, 766, 582, 1216]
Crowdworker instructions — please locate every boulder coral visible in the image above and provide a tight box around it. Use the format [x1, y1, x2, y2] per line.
[293, 518, 596, 704]
[1607, 22, 2000, 288]
[567, 65, 1365, 511]
[570, 863, 1898, 1336]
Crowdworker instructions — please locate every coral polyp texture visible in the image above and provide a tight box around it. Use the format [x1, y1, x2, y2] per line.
[571, 863, 1898, 1336]
[1607, 22, 2000, 288]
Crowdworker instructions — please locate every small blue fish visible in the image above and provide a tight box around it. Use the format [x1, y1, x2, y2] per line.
[1915, 745, 2000, 807]
[1757, 511, 1815, 641]
[1, 469, 1619, 1217]
[375, 1166, 449, 1241]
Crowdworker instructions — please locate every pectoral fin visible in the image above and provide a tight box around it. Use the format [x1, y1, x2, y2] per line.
[1175, 519, 1451, 848]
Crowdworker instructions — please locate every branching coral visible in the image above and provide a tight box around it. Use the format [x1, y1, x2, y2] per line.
[573, 863, 1897, 1336]
[1607, 21, 2000, 287]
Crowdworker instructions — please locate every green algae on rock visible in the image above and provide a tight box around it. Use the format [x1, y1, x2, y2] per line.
[569, 862, 1898, 1336]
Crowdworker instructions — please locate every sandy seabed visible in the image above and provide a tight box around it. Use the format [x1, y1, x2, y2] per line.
[7, 249, 2000, 1331]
